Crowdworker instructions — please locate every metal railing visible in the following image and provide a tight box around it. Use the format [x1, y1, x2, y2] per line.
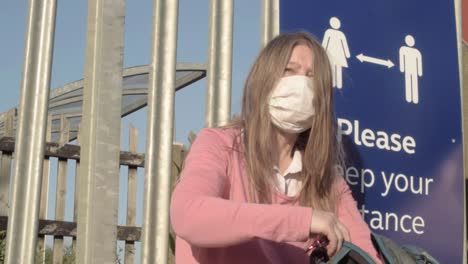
[0, 0, 278, 263]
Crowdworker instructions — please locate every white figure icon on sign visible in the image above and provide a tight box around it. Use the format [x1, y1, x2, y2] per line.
[399, 35, 423, 104]
[322, 17, 351, 89]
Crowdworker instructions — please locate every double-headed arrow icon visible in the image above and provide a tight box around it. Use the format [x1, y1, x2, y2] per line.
[356, 53, 394, 68]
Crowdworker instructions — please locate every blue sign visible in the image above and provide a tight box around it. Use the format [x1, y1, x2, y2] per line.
[281, 1, 464, 262]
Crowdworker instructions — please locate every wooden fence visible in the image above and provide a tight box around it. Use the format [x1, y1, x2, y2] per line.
[0, 109, 187, 263]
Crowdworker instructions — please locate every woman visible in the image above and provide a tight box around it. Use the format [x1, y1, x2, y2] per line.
[170, 32, 380, 263]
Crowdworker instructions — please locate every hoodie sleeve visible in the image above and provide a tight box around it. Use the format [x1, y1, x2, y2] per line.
[170, 128, 312, 247]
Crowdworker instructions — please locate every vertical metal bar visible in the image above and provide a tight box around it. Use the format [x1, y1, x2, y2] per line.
[171, 143, 184, 197]
[261, 0, 279, 47]
[125, 125, 138, 264]
[53, 115, 69, 263]
[455, 1, 466, 262]
[205, 0, 234, 127]
[75, 0, 125, 263]
[37, 114, 52, 264]
[0, 108, 15, 217]
[141, 0, 179, 263]
[4, 0, 57, 263]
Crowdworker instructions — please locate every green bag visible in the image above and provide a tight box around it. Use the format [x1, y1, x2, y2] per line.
[311, 233, 440, 264]
[371, 233, 440, 264]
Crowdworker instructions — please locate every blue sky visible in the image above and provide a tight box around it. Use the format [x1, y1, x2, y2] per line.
[0, 0, 261, 144]
[0, 0, 261, 261]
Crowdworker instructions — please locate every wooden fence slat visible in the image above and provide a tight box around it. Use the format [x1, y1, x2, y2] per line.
[0, 154, 12, 217]
[0, 137, 145, 167]
[125, 124, 138, 264]
[53, 115, 69, 264]
[0, 109, 15, 217]
[0, 216, 140, 242]
[72, 125, 80, 260]
[37, 114, 52, 264]
[169, 142, 186, 264]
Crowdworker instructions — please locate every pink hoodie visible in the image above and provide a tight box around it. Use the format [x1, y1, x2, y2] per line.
[170, 128, 380, 263]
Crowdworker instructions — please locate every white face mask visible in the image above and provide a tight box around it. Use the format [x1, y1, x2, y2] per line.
[268, 75, 315, 133]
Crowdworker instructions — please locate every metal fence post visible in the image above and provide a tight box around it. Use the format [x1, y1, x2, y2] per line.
[141, 0, 179, 263]
[261, 0, 279, 47]
[75, 0, 126, 263]
[4, 0, 57, 263]
[205, 0, 234, 127]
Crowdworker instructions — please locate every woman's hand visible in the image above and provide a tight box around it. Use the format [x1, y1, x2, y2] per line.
[310, 210, 350, 257]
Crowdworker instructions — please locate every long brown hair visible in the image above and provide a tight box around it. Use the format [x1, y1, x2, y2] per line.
[227, 32, 342, 212]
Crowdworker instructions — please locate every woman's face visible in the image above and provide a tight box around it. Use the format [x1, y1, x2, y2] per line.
[283, 44, 314, 78]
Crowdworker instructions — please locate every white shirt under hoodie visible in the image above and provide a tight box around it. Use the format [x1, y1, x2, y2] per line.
[273, 149, 303, 197]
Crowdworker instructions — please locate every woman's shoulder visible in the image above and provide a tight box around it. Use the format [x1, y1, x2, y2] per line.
[196, 127, 242, 146]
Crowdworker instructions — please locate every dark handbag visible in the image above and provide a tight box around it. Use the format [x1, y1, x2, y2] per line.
[310, 233, 440, 264]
